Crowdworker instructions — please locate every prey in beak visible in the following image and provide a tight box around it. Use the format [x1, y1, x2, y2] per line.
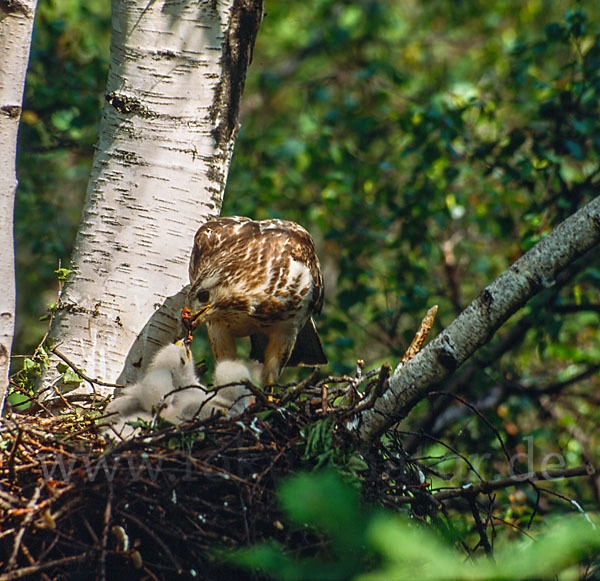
[182, 305, 211, 342]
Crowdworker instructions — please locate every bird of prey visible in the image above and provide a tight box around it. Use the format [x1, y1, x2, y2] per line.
[185, 216, 327, 385]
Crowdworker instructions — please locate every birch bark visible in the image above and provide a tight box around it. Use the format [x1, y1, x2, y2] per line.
[0, 0, 38, 413]
[355, 195, 600, 443]
[41, 0, 263, 396]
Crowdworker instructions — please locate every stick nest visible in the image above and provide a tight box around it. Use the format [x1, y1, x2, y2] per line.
[0, 368, 427, 580]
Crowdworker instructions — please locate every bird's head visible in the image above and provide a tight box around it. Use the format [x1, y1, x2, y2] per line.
[185, 277, 220, 329]
[149, 341, 192, 373]
[184, 274, 253, 335]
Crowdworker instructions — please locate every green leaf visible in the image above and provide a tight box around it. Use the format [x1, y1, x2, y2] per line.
[54, 267, 73, 282]
[61, 367, 83, 385]
[23, 358, 41, 375]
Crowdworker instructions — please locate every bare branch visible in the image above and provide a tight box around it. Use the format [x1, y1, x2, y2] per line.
[433, 465, 596, 502]
[356, 196, 600, 442]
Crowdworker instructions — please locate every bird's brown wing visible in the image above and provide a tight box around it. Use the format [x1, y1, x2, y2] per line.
[249, 318, 327, 367]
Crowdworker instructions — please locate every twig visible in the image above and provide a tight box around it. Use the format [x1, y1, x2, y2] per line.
[492, 515, 535, 540]
[7, 483, 43, 570]
[279, 369, 319, 404]
[49, 377, 75, 411]
[0, 554, 91, 581]
[467, 493, 493, 556]
[434, 465, 596, 501]
[7, 427, 23, 485]
[338, 364, 391, 419]
[99, 482, 113, 581]
[50, 347, 126, 389]
[120, 511, 182, 574]
[400, 430, 487, 484]
[429, 391, 512, 464]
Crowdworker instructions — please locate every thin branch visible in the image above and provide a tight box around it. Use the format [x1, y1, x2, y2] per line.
[6, 483, 43, 570]
[391, 464, 596, 505]
[120, 511, 182, 574]
[428, 391, 511, 463]
[467, 493, 493, 556]
[434, 465, 596, 502]
[551, 303, 600, 314]
[50, 347, 126, 389]
[0, 554, 91, 581]
[400, 430, 487, 484]
[99, 483, 113, 581]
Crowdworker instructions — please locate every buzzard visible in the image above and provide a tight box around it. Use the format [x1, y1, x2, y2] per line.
[185, 216, 327, 385]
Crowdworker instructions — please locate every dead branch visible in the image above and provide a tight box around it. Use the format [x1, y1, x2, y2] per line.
[400, 305, 438, 364]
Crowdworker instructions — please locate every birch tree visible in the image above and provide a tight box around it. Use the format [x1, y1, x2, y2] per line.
[0, 0, 38, 413]
[39, 0, 263, 396]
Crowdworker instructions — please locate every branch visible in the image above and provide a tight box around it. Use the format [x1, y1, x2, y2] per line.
[433, 465, 596, 502]
[390, 465, 596, 506]
[49, 347, 126, 389]
[356, 196, 600, 442]
[404, 248, 598, 453]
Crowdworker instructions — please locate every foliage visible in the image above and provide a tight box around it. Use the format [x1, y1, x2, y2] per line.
[12, 0, 600, 572]
[226, 1, 600, 371]
[232, 470, 600, 580]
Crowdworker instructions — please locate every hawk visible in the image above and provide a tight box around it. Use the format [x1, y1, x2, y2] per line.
[185, 216, 327, 385]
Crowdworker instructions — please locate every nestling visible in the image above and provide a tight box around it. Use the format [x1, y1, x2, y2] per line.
[102, 343, 253, 439]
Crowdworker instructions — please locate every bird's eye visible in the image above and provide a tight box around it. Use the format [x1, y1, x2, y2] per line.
[196, 289, 209, 303]
[180, 357, 186, 366]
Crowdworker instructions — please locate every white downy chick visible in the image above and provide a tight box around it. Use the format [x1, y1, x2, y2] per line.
[210, 360, 254, 417]
[101, 341, 198, 439]
[159, 385, 211, 424]
[162, 360, 254, 423]
[105, 410, 153, 440]
[102, 391, 150, 439]
[137, 341, 198, 413]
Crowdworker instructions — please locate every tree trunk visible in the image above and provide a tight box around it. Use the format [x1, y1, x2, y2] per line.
[0, 0, 38, 413]
[355, 195, 600, 443]
[41, 0, 263, 396]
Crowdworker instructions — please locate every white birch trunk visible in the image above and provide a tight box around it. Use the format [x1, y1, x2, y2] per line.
[41, 0, 262, 396]
[0, 0, 38, 413]
[355, 195, 600, 443]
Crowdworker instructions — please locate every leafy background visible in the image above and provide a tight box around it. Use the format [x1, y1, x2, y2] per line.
[13, 0, 600, 576]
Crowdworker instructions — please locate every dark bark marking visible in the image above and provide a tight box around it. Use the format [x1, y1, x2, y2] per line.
[592, 210, 600, 233]
[105, 92, 155, 118]
[1, 105, 22, 118]
[0, 0, 31, 16]
[436, 344, 459, 371]
[210, 0, 264, 152]
[478, 289, 493, 312]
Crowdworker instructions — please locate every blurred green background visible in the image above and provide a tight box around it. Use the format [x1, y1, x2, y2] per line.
[14, 0, 600, 537]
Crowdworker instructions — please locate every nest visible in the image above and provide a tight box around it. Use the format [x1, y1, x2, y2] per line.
[0, 367, 428, 580]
